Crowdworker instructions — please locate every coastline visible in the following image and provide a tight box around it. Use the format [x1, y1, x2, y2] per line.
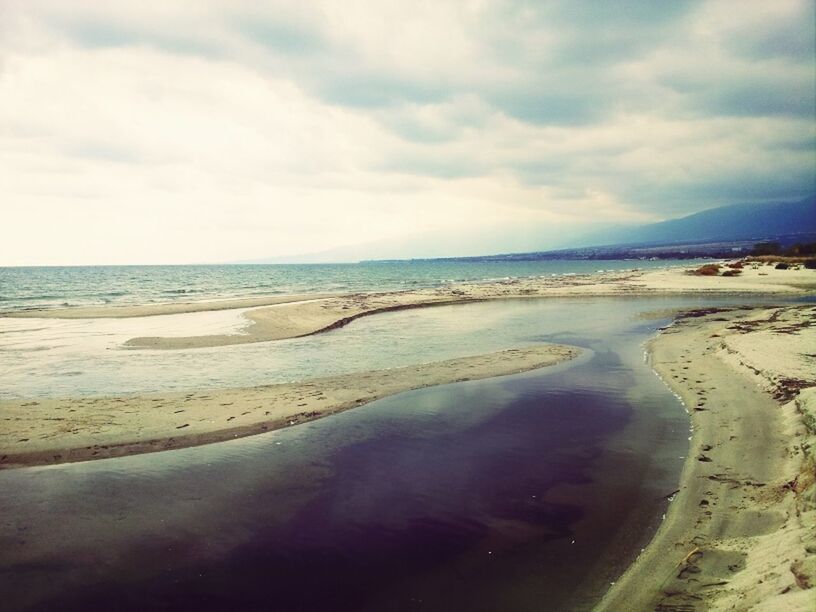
[0, 344, 581, 469]
[596, 305, 815, 610]
[2, 263, 815, 607]
[122, 265, 816, 350]
[5, 264, 811, 350]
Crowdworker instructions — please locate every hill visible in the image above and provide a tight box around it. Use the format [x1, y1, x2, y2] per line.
[586, 198, 814, 247]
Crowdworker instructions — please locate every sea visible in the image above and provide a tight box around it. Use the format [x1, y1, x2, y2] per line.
[0, 259, 705, 312]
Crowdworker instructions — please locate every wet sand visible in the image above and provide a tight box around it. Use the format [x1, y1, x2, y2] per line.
[598, 305, 816, 611]
[0, 344, 581, 469]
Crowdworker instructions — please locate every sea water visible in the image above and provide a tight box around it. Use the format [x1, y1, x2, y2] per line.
[0, 259, 704, 312]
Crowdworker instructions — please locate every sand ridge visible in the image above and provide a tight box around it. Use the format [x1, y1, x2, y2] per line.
[596, 305, 815, 611]
[0, 343, 582, 469]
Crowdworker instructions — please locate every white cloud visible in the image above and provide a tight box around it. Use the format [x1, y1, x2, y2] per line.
[0, 1, 813, 264]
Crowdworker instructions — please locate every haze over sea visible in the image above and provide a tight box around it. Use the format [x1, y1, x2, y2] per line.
[0, 259, 702, 313]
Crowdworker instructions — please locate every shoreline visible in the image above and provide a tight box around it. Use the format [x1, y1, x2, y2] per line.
[596, 304, 815, 610]
[4, 264, 811, 351]
[0, 344, 581, 469]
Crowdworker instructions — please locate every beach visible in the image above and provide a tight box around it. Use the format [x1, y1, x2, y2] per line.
[1, 261, 815, 609]
[599, 304, 815, 611]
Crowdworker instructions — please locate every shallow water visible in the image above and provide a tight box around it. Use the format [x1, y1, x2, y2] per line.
[0, 295, 788, 611]
[0, 294, 764, 399]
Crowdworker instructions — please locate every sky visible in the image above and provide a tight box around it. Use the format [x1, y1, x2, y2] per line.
[1, 0, 814, 265]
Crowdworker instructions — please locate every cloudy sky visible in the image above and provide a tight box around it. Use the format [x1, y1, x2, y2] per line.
[1, 0, 814, 265]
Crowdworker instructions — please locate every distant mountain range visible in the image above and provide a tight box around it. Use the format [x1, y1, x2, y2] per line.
[580, 198, 815, 248]
[238, 198, 815, 264]
[369, 198, 816, 263]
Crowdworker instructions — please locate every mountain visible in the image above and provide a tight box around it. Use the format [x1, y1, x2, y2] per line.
[584, 198, 815, 248]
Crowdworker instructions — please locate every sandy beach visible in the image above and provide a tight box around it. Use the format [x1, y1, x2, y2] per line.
[598, 304, 815, 611]
[0, 343, 580, 469]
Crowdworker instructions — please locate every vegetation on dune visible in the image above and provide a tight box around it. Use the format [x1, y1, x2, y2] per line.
[689, 244, 816, 274]
[746, 242, 816, 268]
[690, 263, 722, 276]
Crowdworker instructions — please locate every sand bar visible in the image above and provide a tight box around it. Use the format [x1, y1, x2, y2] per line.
[0, 343, 581, 469]
[597, 305, 815, 611]
[58, 264, 816, 350]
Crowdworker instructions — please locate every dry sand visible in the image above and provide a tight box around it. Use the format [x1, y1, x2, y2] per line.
[597, 305, 816, 611]
[0, 344, 581, 469]
[5, 263, 809, 350]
